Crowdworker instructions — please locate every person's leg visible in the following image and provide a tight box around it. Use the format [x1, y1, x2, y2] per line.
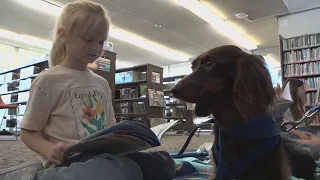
[126, 151, 176, 180]
[35, 154, 143, 180]
[291, 139, 320, 148]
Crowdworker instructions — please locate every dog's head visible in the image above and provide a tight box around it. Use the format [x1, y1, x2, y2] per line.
[172, 45, 274, 121]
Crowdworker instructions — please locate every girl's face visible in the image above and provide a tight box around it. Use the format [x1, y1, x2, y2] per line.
[297, 85, 305, 100]
[65, 20, 109, 66]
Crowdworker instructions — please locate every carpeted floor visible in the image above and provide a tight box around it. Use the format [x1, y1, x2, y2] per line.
[0, 135, 213, 169]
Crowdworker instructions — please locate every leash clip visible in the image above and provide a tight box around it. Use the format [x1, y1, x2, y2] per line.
[280, 103, 320, 132]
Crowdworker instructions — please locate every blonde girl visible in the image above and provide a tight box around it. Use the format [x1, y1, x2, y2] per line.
[18, 1, 145, 179]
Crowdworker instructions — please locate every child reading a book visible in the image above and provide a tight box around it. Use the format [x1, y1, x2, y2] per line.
[17, 2, 176, 180]
[282, 78, 320, 147]
[17, 1, 147, 180]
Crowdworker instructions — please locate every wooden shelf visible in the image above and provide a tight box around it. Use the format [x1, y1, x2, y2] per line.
[165, 103, 185, 106]
[115, 97, 146, 102]
[284, 73, 320, 78]
[283, 59, 320, 65]
[282, 44, 320, 52]
[115, 80, 147, 88]
[115, 64, 164, 127]
[115, 113, 146, 117]
[164, 117, 185, 119]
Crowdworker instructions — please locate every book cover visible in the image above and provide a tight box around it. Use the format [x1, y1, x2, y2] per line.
[66, 120, 180, 159]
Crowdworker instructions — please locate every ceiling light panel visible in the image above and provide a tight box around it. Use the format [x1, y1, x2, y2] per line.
[176, 0, 257, 50]
[13, 0, 191, 61]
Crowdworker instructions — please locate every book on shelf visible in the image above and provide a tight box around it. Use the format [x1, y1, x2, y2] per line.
[302, 77, 320, 90]
[66, 120, 180, 160]
[115, 102, 146, 114]
[282, 34, 320, 51]
[281, 34, 320, 126]
[117, 84, 147, 100]
[283, 47, 320, 63]
[283, 62, 320, 77]
[148, 89, 164, 107]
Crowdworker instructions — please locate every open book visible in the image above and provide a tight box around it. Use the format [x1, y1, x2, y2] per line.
[66, 120, 181, 158]
[271, 82, 293, 122]
[271, 98, 293, 122]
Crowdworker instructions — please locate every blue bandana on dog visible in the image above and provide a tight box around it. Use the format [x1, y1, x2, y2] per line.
[213, 114, 281, 180]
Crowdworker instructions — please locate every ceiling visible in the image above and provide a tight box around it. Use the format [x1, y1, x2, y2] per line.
[1, 0, 293, 66]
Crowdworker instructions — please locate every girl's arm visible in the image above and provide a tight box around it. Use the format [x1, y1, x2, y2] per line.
[21, 129, 70, 165]
[19, 77, 68, 165]
[20, 129, 55, 160]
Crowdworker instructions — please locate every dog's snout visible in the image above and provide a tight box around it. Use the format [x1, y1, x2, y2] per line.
[171, 85, 183, 98]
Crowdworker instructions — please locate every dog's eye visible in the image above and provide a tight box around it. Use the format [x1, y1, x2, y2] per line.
[204, 60, 214, 69]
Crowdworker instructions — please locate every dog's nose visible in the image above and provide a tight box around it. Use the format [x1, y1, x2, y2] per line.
[170, 86, 179, 96]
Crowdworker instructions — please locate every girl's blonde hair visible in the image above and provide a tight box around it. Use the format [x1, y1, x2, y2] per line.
[50, 0, 110, 66]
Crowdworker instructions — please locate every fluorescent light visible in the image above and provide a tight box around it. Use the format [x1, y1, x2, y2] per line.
[176, 0, 257, 50]
[0, 29, 52, 50]
[15, 0, 62, 17]
[109, 27, 190, 61]
[14, 0, 191, 61]
[263, 54, 280, 68]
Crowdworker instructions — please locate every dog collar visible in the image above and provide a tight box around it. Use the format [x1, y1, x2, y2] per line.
[214, 114, 281, 180]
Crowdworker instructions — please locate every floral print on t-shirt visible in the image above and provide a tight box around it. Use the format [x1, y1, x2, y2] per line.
[69, 86, 108, 138]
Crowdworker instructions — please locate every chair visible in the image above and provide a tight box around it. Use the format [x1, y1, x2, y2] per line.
[0, 96, 19, 140]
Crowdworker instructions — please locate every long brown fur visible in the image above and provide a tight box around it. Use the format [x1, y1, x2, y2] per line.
[172, 45, 291, 180]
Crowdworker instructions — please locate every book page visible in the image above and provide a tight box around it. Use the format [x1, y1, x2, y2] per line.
[280, 82, 293, 102]
[150, 120, 180, 141]
[271, 98, 293, 121]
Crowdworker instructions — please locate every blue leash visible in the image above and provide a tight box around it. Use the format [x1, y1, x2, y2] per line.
[281, 104, 320, 132]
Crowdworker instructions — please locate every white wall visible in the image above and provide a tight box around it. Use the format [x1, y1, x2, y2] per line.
[282, 0, 320, 13]
[278, 8, 320, 38]
[162, 61, 193, 77]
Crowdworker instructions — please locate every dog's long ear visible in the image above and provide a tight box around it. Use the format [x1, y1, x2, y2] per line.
[195, 103, 211, 117]
[232, 54, 275, 120]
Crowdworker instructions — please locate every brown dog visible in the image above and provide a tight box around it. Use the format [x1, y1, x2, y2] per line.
[171, 45, 291, 180]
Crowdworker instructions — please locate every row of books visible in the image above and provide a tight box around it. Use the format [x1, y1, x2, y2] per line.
[115, 102, 146, 114]
[283, 48, 320, 63]
[306, 92, 317, 106]
[282, 34, 320, 50]
[116, 85, 147, 100]
[283, 62, 320, 77]
[301, 77, 320, 89]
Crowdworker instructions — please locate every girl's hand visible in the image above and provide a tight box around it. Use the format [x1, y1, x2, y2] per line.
[45, 142, 72, 165]
[297, 132, 312, 140]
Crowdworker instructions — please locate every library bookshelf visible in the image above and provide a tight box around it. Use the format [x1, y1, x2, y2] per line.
[280, 33, 320, 126]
